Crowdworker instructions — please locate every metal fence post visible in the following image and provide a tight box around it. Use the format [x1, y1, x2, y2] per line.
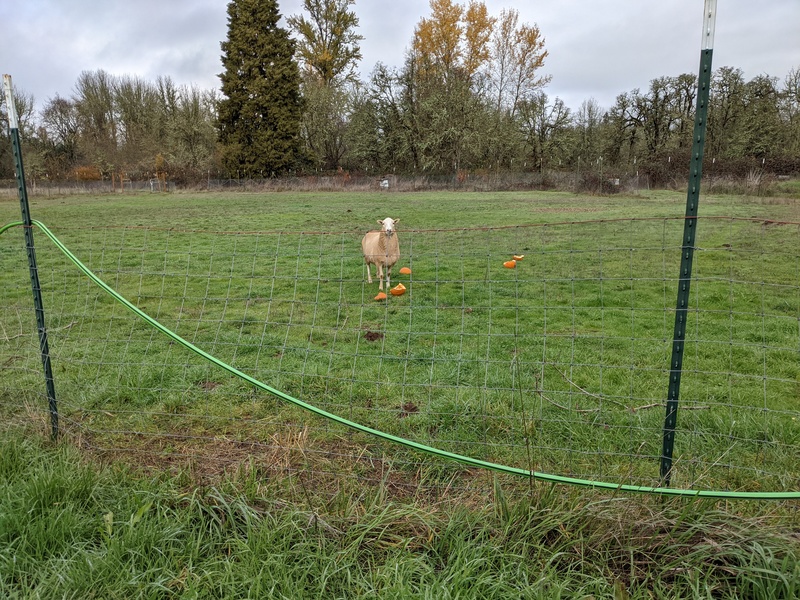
[3, 74, 59, 439]
[660, 2, 717, 485]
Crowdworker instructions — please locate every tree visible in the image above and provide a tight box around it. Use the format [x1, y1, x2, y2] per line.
[571, 98, 605, 167]
[342, 80, 383, 171]
[633, 77, 679, 157]
[352, 62, 420, 172]
[518, 92, 570, 172]
[413, 0, 464, 78]
[40, 95, 81, 178]
[0, 86, 38, 178]
[733, 74, 781, 159]
[462, 1, 494, 81]
[707, 66, 746, 159]
[481, 7, 549, 170]
[603, 92, 635, 166]
[170, 86, 218, 174]
[605, 75, 696, 163]
[669, 73, 697, 148]
[73, 70, 119, 174]
[288, 0, 363, 87]
[779, 67, 800, 156]
[404, 1, 552, 173]
[288, 0, 363, 170]
[412, 0, 494, 83]
[407, 0, 498, 172]
[218, 0, 304, 177]
[299, 77, 352, 170]
[488, 8, 549, 117]
[114, 75, 164, 172]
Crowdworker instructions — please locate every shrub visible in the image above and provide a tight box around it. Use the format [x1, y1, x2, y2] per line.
[73, 166, 102, 181]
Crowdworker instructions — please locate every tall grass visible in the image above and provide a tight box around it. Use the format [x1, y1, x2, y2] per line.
[1, 432, 798, 599]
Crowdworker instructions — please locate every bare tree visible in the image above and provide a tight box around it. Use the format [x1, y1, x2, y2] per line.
[779, 67, 800, 156]
[73, 70, 118, 173]
[487, 8, 549, 117]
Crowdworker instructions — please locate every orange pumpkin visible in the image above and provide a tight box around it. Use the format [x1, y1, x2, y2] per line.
[513, 254, 525, 261]
[374, 292, 387, 301]
[399, 266, 412, 275]
[503, 260, 517, 268]
[390, 282, 406, 296]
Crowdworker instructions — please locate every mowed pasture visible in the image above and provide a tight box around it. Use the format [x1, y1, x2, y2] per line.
[1, 189, 799, 495]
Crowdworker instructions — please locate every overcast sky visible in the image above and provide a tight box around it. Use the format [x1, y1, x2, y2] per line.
[2, 0, 798, 114]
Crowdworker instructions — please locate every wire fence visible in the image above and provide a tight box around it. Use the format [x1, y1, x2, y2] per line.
[1, 167, 794, 198]
[1, 216, 799, 497]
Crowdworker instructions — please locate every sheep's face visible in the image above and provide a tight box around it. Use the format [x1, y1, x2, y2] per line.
[378, 217, 399, 237]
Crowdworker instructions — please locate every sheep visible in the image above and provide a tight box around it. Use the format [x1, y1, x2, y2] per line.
[361, 217, 400, 291]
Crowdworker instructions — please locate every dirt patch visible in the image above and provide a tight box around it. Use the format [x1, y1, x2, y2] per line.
[364, 330, 383, 342]
[399, 402, 419, 418]
[54, 414, 501, 509]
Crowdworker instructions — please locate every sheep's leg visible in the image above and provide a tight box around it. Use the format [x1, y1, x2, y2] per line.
[376, 264, 384, 290]
[385, 266, 392, 291]
[366, 262, 373, 284]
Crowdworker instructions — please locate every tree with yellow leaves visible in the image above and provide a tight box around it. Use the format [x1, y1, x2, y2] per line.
[412, 0, 494, 83]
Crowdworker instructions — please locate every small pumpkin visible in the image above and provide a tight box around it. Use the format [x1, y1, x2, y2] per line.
[399, 266, 412, 275]
[390, 282, 407, 296]
[374, 292, 387, 301]
[503, 260, 517, 268]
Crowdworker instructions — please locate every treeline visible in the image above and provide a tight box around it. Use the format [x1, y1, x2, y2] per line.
[0, 73, 219, 185]
[1, 0, 798, 187]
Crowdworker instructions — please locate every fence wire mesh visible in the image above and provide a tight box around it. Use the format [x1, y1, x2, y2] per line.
[1, 217, 798, 495]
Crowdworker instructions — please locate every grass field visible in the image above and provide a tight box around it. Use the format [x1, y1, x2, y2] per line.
[1, 188, 800, 597]
[2, 431, 799, 599]
[3, 189, 799, 491]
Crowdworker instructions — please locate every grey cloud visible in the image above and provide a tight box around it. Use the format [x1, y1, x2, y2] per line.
[2, 0, 798, 113]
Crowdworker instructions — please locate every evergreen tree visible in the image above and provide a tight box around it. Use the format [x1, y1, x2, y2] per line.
[218, 0, 304, 177]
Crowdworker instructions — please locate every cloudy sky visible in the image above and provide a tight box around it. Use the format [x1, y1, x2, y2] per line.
[2, 0, 798, 114]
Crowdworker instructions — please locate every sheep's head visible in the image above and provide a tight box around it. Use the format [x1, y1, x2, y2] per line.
[378, 217, 399, 237]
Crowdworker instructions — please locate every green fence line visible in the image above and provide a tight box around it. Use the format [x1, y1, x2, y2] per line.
[2, 219, 798, 500]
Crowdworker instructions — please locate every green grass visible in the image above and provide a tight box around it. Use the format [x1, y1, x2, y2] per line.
[1, 189, 799, 494]
[1, 432, 799, 599]
[2, 189, 800, 597]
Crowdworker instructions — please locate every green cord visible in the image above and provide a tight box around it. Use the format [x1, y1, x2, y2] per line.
[2, 220, 798, 500]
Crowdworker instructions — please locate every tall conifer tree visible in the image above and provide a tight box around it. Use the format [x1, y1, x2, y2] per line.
[218, 0, 304, 176]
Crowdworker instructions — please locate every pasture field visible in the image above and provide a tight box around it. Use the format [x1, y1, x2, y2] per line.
[1, 189, 799, 491]
[1, 188, 800, 597]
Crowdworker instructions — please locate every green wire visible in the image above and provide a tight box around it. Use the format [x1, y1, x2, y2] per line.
[2, 220, 798, 500]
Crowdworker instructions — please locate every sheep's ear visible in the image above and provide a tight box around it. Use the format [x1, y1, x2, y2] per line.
[377, 220, 383, 225]
[393, 218, 400, 224]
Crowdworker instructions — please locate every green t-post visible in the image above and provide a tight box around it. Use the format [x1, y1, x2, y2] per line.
[3, 74, 59, 439]
[660, 1, 717, 486]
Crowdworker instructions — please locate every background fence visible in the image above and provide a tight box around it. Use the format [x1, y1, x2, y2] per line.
[2, 165, 797, 198]
[2, 214, 799, 496]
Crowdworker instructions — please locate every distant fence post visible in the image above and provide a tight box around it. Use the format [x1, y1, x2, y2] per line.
[660, 1, 717, 486]
[3, 74, 59, 439]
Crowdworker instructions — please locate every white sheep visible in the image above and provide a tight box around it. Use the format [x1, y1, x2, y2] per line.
[361, 217, 400, 291]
